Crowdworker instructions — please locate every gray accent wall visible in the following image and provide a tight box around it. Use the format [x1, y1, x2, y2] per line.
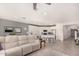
[0, 19, 28, 36]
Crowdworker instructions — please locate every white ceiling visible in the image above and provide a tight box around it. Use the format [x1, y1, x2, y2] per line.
[0, 3, 79, 25]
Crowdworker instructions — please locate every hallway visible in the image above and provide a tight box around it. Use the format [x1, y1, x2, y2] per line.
[27, 38, 79, 56]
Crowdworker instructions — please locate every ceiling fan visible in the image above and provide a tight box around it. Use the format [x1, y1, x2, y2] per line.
[33, 3, 51, 10]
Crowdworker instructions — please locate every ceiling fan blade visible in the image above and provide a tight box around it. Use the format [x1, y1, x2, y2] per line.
[46, 3, 51, 5]
[33, 3, 37, 10]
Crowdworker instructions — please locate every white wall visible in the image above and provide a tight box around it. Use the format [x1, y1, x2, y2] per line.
[28, 25, 40, 35]
[56, 24, 64, 41]
[63, 25, 71, 39]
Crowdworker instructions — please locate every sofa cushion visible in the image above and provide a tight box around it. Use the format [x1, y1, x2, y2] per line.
[28, 39, 35, 43]
[2, 42, 19, 49]
[5, 47, 22, 56]
[31, 40, 40, 51]
[28, 35, 35, 43]
[18, 35, 29, 45]
[32, 43, 40, 51]
[18, 35, 28, 41]
[5, 35, 18, 43]
[19, 44, 32, 55]
[18, 40, 28, 45]
[29, 35, 36, 39]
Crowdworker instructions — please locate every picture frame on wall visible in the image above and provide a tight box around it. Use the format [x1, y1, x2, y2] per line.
[4, 26, 14, 33]
[4, 26, 22, 33]
[14, 27, 22, 33]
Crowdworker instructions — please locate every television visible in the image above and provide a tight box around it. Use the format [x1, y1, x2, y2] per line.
[5, 30, 13, 32]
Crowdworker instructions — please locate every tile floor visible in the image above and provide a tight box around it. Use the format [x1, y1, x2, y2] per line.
[27, 38, 79, 56]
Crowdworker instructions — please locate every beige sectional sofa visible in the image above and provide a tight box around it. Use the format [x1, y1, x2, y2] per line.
[0, 35, 40, 56]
